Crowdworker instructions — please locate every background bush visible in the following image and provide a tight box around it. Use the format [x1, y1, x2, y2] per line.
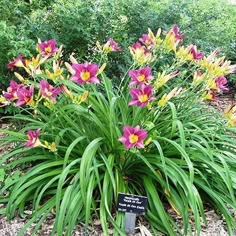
[153, 0, 236, 55]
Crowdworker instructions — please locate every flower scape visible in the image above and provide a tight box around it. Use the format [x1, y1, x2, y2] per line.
[0, 25, 236, 236]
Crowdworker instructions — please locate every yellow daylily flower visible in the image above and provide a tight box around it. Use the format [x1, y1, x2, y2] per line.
[45, 61, 64, 80]
[155, 70, 179, 89]
[71, 91, 89, 104]
[158, 87, 182, 107]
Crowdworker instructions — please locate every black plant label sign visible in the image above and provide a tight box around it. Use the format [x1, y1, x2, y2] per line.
[117, 193, 148, 214]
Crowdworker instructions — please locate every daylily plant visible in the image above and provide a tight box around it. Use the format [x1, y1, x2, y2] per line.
[1, 26, 236, 236]
[103, 38, 121, 53]
[3, 80, 22, 101]
[224, 104, 236, 127]
[7, 54, 25, 70]
[215, 76, 229, 91]
[163, 24, 184, 51]
[129, 42, 154, 65]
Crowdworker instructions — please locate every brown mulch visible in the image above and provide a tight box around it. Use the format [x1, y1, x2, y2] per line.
[210, 89, 236, 112]
[0, 206, 234, 236]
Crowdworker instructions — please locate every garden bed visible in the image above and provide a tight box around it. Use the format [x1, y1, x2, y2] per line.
[1, 91, 235, 236]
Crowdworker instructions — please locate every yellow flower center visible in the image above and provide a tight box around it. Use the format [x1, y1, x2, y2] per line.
[138, 94, 148, 103]
[45, 89, 53, 97]
[129, 134, 139, 144]
[45, 46, 52, 54]
[80, 71, 91, 81]
[138, 74, 145, 82]
[103, 45, 113, 53]
[228, 117, 236, 127]
[25, 97, 31, 103]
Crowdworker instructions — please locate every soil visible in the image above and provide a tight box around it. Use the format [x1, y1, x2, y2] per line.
[0, 90, 236, 236]
[0, 205, 235, 236]
[209, 89, 236, 113]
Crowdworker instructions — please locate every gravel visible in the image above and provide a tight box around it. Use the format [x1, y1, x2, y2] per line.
[0, 209, 235, 236]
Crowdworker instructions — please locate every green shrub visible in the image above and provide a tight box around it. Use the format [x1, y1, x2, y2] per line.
[0, 21, 35, 114]
[0, 0, 52, 94]
[152, 0, 236, 53]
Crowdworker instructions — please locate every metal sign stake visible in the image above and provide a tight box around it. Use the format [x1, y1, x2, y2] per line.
[125, 212, 137, 235]
[117, 192, 148, 234]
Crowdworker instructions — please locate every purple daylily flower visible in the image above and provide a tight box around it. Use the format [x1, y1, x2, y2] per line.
[188, 45, 204, 60]
[7, 54, 25, 70]
[139, 34, 154, 46]
[169, 24, 185, 40]
[104, 38, 121, 52]
[129, 66, 153, 86]
[215, 76, 229, 91]
[39, 79, 61, 102]
[118, 125, 147, 149]
[129, 84, 155, 107]
[3, 80, 22, 101]
[16, 86, 34, 106]
[38, 39, 58, 56]
[25, 129, 41, 147]
[70, 63, 100, 84]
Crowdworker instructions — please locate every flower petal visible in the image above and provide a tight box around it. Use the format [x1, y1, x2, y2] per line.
[87, 64, 99, 76]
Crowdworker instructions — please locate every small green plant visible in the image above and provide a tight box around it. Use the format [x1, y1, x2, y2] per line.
[1, 26, 236, 236]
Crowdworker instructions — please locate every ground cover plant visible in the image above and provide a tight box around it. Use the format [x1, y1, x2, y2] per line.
[1, 26, 236, 235]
